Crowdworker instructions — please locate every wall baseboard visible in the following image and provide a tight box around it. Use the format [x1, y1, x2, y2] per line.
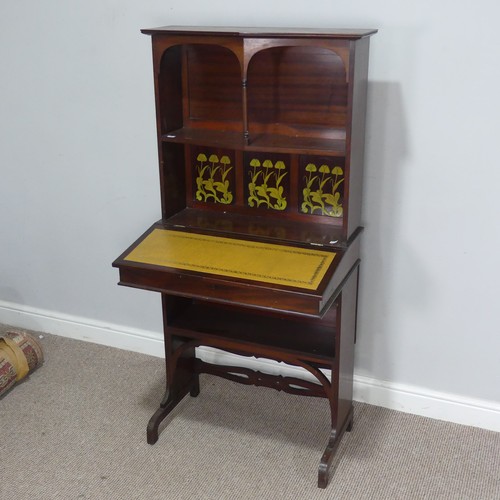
[1, 300, 499, 433]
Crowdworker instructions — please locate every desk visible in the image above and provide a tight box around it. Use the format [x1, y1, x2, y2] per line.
[113, 25, 376, 488]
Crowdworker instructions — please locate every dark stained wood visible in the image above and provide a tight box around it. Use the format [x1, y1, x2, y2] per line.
[184, 44, 242, 125]
[247, 46, 348, 129]
[345, 36, 371, 239]
[161, 208, 348, 247]
[113, 25, 376, 489]
[161, 127, 346, 155]
[141, 26, 378, 39]
[167, 299, 337, 364]
[196, 360, 328, 398]
[160, 143, 186, 219]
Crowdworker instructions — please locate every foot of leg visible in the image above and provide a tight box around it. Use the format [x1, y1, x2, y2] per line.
[318, 407, 354, 488]
[318, 428, 339, 488]
[190, 374, 200, 397]
[146, 383, 193, 445]
[346, 415, 353, 432]
[147, 396, 180, 445]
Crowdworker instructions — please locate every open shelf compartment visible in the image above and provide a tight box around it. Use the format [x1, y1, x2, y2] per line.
[168, 300, 337, 366]
[158, 42, 349, 155]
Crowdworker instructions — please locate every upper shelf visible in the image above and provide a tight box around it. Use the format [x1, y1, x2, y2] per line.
[161, 128, 346, 155]
[156, 42, 351, 150]
[247, 133, 345, 155]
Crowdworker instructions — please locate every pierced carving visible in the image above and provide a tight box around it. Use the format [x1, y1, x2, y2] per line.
[197, 362, 326, 398]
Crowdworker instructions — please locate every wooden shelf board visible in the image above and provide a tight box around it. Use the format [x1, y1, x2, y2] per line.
[247, 133, 345, 156]
[169, 300, 335, 365]
[161, 128, 346, 155]
[164, 209, 346, 248]
[162, 128, 244, 149]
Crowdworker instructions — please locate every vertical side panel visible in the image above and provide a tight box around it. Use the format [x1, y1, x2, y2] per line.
[334, 263, 359, 430]
[345, 37, 371, 238]
[161, 143, 186, 218]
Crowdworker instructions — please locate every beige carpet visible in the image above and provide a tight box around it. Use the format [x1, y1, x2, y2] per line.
[1, 326, 499, 499]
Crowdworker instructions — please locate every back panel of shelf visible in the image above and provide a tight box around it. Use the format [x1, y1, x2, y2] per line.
[183, 44, 243, 130]
[246, 45, 348, 137]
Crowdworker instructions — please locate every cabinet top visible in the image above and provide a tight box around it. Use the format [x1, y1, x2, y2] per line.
[141, 25, 377, 39]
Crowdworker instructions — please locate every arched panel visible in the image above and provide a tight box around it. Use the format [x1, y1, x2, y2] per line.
[158, 44, 243, 133]
[247, 46, 348, 133]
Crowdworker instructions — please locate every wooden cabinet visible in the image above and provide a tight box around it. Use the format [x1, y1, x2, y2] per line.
[113, 26, 376, 488]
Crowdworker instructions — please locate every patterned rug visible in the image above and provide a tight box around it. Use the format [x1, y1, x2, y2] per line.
[0, 330, 44, 397]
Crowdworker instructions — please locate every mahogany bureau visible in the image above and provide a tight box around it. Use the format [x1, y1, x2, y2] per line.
[113, 25, 376, 488]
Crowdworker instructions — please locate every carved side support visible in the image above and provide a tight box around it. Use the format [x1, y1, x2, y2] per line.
[147, 354, 200, 444]
[148, 297, 200, 445]
[318, 264, 359, 488]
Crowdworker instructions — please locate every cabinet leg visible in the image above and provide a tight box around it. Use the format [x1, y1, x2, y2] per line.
[318, 428, 340, 488]
[346, 414, 353, 432]
[147, 373, 199, 444]
[147, 391, 181, 444]
[189, 373, 200, 397]
[318, 407, 354, 488]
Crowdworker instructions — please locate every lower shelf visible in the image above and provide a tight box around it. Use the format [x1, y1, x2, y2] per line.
[168, 300, 337, 367]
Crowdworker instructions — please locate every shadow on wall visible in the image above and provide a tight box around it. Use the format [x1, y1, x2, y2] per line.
[355, 80, 432, 382]
[0, 285, 25, 306]
[0, 285, 43, 331]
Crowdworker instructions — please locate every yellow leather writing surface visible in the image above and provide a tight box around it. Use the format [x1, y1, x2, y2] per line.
[124, 229, 335, 290]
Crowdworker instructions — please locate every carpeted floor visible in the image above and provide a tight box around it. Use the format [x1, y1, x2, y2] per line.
[1, 325, 499, 500]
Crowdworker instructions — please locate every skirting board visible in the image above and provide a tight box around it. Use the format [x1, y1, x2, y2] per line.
[1, 299, 499, 433]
